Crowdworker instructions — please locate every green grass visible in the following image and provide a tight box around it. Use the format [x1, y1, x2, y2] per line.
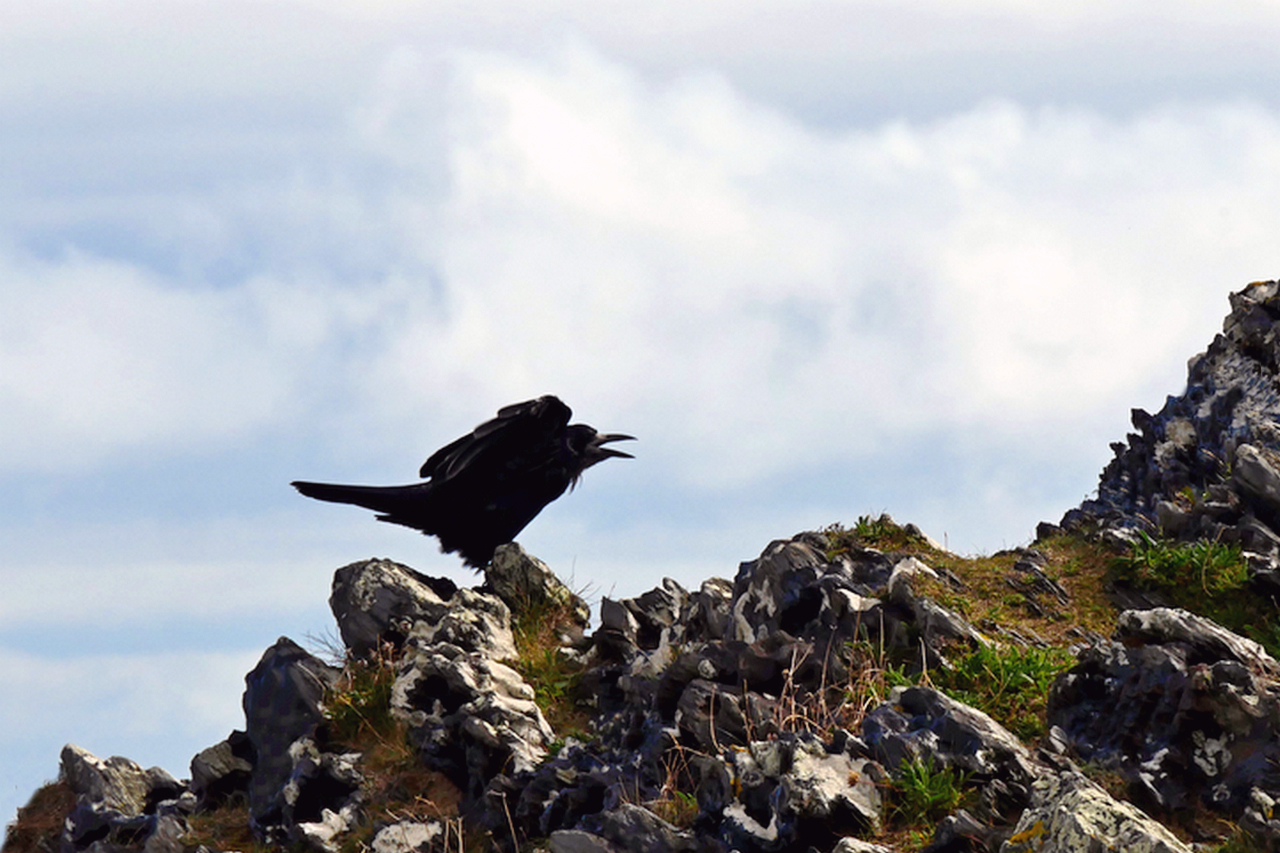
[324, 645, 400, 747]
[1112, 533, 1250, 597]
[887, 756, 971, 825]
[929, 645, 1074, 740]
[1110, 532, 1280, 657]
[509, 595, 593, 737]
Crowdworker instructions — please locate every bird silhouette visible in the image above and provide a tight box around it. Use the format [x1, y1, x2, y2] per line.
[291, 396, 634, 568]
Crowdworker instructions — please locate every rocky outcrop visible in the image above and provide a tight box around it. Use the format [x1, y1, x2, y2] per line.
[1000, 771, 1192, 853]
[1048, 607, 1280, 822]
[1059, 281, 1280, 575]
[59, 744, 190, 853]
[329, 558, 456, 656]
[35, 519, 1280, 853]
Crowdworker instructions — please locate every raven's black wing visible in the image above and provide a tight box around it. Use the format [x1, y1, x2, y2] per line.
[419, 395, 572, 482]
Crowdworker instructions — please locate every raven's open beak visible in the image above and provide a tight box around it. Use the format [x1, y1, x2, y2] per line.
[590, 433, 636, 461]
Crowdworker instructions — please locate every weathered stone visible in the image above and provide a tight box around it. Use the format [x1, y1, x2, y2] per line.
[190, 730, 254, 806]
[1000, 771, 1191, 853]
[1234, 444, 1280, 514]
[488, 543, 590, 634]
[405, 587, 516, 660]
[330, 558, 454, 657]
[575, 803, 701, 853]
[57, 744, 191, 853]
[242, 637, 340, 836]
[777, 734, 883, 836]
[625, 578, 689, 650]
[1061, 281, 1280, 556]
[277, 738, 364, 851]
[370, 820, 445, 853]
[549, 829, 621, 853]
[394, 641, 553, 802]
[1116, 606, 1280, 675]
[1049, 610, 1280, 830]
[60, 744, 150, 816]
[862, 687, 1043, 786]
[142, 814, 188, 853]
[831, 840, 894, 853]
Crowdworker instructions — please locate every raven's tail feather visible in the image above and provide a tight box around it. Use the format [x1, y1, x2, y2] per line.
[291, 480, 425, 517]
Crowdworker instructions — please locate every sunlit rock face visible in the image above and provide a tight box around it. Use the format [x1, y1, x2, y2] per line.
[1060, 281, 1280, 568]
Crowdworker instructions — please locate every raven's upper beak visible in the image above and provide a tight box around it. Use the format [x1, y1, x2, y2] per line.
[589, 433, 636, 461]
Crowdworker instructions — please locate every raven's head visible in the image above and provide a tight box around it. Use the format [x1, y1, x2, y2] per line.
[564, 425, 635, 482]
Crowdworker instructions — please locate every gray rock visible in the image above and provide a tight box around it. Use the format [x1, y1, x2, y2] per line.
[189, 730, 254, 806]
[730, 536, 832, 643]
[687, 577, 734, 641]
[141, 814, 188, 853]
[405, 587, 516, 660]
[487, 543, 590, 634]
[1049, 611, 1280, 830]
[549, 829, 621, 853]
[242, 636, 340, 837]
[831, 840, 894, 853]
[999, 771, 1191, 853]
[1116, 606, 1280, 675]
[393, 640, 553, 802]
[1234, 444, 1280, 514]
[370, 820, 445, 853]
[714, 734, 884, 851]
[575, 803, 701, 853]
[777, 735, 883, 835]
[624, 578, 689, 650]
[329, 558, 454, 657]
[60, 744, 151, 816]
[862, 686, 1043, 785]
[58, 744, 190, 853]
[277, 738, 364, 851]
[1060, 281, 1280, 555]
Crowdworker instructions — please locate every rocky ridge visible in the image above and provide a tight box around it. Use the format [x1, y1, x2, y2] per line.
[13, 283, 1280, 853]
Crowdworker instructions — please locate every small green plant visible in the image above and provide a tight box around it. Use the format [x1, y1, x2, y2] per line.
[824, 515, 929, 558]
[930, 644, 1073, 740]
[324, 643, 401, 748]
[1113, 533, 1249, 597]
[510, 595, 592, 735]
[888, 756, 970, 825]
[1110, 533, 1280, 657]
[647, 790, 699, 828]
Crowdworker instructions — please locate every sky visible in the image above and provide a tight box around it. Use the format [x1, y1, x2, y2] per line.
[5, 0, 1280, 824]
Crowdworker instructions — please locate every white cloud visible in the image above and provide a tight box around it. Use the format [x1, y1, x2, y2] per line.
[5, 44, 1279, 491]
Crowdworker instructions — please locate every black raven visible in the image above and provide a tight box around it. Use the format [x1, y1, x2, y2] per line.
[291, 396, 634, 568]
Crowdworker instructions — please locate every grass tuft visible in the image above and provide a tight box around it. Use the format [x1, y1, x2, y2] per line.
[887, 756, 971, 826]
[2, 781, 75, 853]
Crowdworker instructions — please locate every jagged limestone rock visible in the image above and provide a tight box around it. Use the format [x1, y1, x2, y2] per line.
[58, 744, 190, 853]
[1000, 771, 1191, 853]
[370, 820, 445, 853]
[549, 829, 623, 852]
[393, 640, 553, 802]
[189, 730, 254, 807]
[863, 686, 1044, 785]
[60, 744, 152, 816]
[278, 737, 364, 852]
[404, 586, 516, 660]
[1049, 608, 1280, 830]
[575, 803, 702, 853]
[242, 637, 340, 839]
[488, 543, 590, 633]
[1061, 281, 1280, 558]
[329, 558, 455, 656]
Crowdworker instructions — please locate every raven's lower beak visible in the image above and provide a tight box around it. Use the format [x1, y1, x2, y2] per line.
[592, 433, 636, 460]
